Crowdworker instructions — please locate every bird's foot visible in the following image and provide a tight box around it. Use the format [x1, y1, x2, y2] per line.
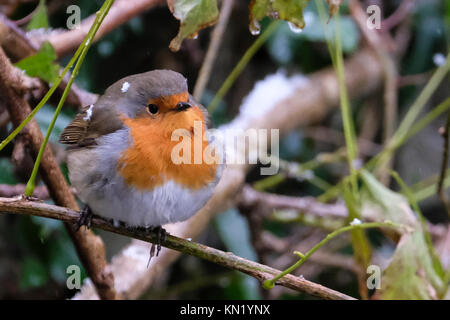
[76, 205, 93, 231]
[146, 226, 168, 267]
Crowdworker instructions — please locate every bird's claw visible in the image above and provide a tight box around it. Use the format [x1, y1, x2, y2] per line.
[76, 205, 93, 231]
[146, 226, 168, 267]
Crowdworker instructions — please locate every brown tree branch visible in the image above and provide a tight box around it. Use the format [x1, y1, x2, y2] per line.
[0, 47, 118, 299]
[349, 0, 399, 185]
[0, 184, 49, 199]
[0, 15, 98, 108]
[39, 0, 165, 57]
[193, 0, 234, 100]
[238, 185, 348, 220]
[437, 113, 450, 218]
[238, 185, 445, 239]
[0, 183, 77, 199]
[0, 196, 356, 300]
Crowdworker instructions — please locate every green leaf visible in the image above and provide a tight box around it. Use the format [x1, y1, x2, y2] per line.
[360, 170, 447, 299]
[15, 42, 59, 84]
[267, 14, 359, 65]
[20, 256, 49, 289]
[250, 0, 310, 34]
[380, 230, 446, 299]
[360, 170, 416, 226]
[0, 158, 18, 184]
[215, 209, 261, 299]
[48, 234, 85, 283]
[31, 216, 62, 241]
[26, 0, 49, 31]
[168, 0, 219, 52]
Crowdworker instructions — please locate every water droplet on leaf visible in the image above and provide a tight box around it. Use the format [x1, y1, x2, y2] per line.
[249, 19, 261, 35]
[288, 22, 303, 34]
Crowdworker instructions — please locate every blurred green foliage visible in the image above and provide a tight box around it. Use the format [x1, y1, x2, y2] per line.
[15, 42, 59, 84]
[26, 0, 48, 31]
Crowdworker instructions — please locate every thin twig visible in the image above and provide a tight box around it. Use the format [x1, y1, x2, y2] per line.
[193, 0, 234, 101]
[40, 0, 164, 57]
[239, 185, 348, 220]
[207, 20, 280, 113]
[0, 184, 48, 198]
[381, 0, 414, 31]
[0, 183, 76, 199]
[263, 220, 408, 289]
[0, 196, 356, 300]
[0, 16, 98, 108]
[349, 0, 399, 185]
[437, 112, 450, 218]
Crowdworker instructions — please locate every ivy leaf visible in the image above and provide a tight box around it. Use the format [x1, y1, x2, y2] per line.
[26, 0, 49, 31]
[249, 0, 310, 34]
[380, 229, 446, 299]
[15, 42, 59, 84]
[360, 170, 416, 226]
[0, 158, 18, 184]
[360, 170, 447, 299]
[20, 256, 49, 289]
[168, 0, 219, 52]
[215, 209, 261, 299]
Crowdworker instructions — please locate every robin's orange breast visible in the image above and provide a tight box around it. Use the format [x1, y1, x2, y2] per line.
[117, 107, 218, 191]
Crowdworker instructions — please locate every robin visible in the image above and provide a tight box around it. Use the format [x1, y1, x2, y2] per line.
[59, 70, 222, 246]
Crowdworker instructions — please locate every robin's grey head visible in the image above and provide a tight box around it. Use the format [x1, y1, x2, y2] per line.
[103, 69, 190, 118]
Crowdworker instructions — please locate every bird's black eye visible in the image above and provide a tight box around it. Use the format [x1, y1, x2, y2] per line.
[147, 104, 159, 114]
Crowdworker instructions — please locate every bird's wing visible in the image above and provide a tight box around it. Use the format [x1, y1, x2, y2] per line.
[59, 105, 93, 146]
[59, 102, 122, 147]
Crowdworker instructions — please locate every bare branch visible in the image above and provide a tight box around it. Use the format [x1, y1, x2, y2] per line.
[349, 0, 399, 185]
[437, 114, 450, 217]
[193, 0, 234, 100]
[0, 184, 49, 199]
[39, 0, 165, 57]
[0, 15, 98, 108]
[0, 196, 356, 300]
[238, 185, 348, 219]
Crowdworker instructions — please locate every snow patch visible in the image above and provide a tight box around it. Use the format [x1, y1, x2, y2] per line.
[83, 104, 94, 121]
[221, 70, 308, 131]
[121, 81, 130, 93]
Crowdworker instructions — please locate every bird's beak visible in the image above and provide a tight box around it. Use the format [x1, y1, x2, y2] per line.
[175, 102, 191, 112]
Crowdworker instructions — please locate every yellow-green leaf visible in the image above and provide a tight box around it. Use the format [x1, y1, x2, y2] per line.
[27, 0, 49, 31]
[380, 230, 446, 299]
[360, 170, 447, 299]
[15, 42, 59, 84]
[249, 0, 310, 35]
[168, 0, 219, 52]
